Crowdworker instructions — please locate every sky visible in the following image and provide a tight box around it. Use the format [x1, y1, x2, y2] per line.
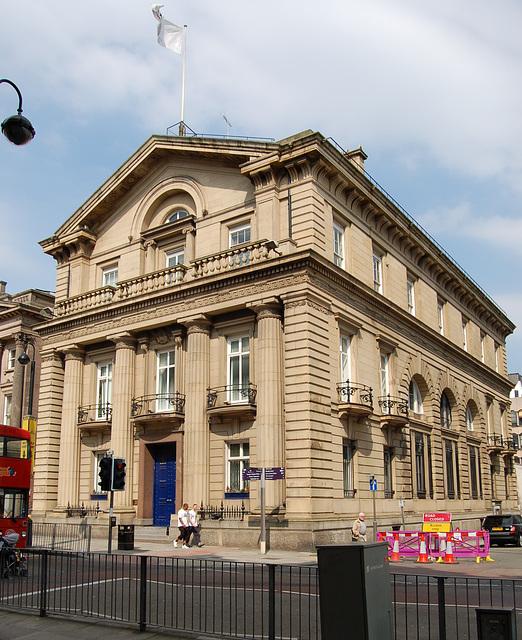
[1, 0, 521, 369]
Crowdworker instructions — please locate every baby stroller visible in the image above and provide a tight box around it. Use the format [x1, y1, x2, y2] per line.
[0, 533, 27, 578]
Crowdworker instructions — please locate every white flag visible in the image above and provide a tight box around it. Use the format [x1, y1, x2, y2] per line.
[152, 4, 183, 54]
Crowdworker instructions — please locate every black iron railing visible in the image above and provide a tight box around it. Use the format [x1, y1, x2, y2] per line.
[65, 503, 100, 518]
[131, 393, 186, 417]
[199, 501, 248, 521]
[77, 403, 112, 423]
[488, 434, 505, 448]
[207, 383, 257, 409]
[378, 394, 409, 417]
[0, 550, 522, 640]
[336, 381, 373, 408]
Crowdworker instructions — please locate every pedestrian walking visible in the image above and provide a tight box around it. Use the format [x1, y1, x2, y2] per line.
[351, 512, 367, 542]
[188, 504, 204, 547]
[174, 503, 190, 549]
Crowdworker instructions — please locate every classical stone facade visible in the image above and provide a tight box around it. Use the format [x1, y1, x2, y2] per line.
[32, 130, 517, 549]
[0, 283, 54, 429]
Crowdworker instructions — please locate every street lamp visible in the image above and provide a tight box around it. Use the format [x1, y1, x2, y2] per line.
[0, 79, 35, 146]
[18, 339, 35, 417]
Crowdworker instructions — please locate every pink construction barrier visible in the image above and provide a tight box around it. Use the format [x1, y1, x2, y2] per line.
[377, 531, 426, 559]
[429, 531, 490, 560]
[377, 530, 491, 561]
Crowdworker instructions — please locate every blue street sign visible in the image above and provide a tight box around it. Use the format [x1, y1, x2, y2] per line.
[264, 467, 285, 480]
[370, 478, 377, 491]
[243, 468, 262, 481]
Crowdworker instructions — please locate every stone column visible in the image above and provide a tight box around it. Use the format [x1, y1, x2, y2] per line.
[109, 333, 136, 511]
[182, 317, 211, 506]
[11, 333, 27, 428]
[254, 302, 285, 512]
[57, 347, 84, 509]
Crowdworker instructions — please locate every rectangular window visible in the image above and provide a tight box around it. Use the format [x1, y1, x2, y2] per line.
[229, 223, 251, 266]
[414, 432, 433, 499]
[480, 332, 486, 363]
[380, 351, 389, 412]
[97, 363, 112, 420]
[7, 349, 16, 370]
[384, 447, 394, 498]
[373, 252, 382, 293]
[495, 343, 501, 373]
[407, 278, 415, 315]
[3, 395, 12, 425]
[102, 266, 118, 287]
[343, 440, 355, 498]
[340, 334, 351, 382]
[227, 441, 250, 493]
[486, 401, 492, 437]
[166, 249, 184, 267]
[445, 439, 456, 499]
[333, 222, 345, 268]
[157, 350, 175, 411]
[437, 300, 444, 335]
[462, 319, 468, 351]
[469, 445, 482, 499]
[227, 336, 250, 403]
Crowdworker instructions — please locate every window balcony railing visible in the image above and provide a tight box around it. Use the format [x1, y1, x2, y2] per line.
[337, 382, 373, 419]
[503, 438, 518, 454]
[488, 434, 505, 451]
[131, 393, 186, 417]
[378, 394, 409, 429]
[78, 403, 112, 423]
[207, 383, 257, 408]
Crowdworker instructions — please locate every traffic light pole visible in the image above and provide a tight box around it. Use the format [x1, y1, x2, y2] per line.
[108, 490, 114, 554]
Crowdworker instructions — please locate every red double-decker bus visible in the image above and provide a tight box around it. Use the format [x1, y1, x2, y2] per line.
[0, 425, 31, 547]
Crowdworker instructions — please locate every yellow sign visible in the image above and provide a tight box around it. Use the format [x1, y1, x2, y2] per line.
[22, 416, 37, 475]
[423, 522, 451, 533]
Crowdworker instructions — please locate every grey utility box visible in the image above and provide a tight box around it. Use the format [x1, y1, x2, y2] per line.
[317, 542, 393, 640]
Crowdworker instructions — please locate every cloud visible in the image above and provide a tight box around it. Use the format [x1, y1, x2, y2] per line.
[417, 203, 522, 255]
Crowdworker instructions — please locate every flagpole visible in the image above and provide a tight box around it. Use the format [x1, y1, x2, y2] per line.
[179, 25, 187, 137]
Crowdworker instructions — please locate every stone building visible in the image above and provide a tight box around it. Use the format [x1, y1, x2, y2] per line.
[0, 283, 54, 429]
[32, 130, 516, 548]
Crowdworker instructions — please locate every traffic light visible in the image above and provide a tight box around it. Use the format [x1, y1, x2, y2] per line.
[112, 458, 126, 491]
[98, 457, 113, 492]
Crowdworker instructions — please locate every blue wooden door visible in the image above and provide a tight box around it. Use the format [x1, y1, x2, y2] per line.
[153, 444, 176, 527]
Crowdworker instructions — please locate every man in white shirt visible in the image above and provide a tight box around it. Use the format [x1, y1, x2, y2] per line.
[174, 503, 190, 549]
[188, 503, 203, 547]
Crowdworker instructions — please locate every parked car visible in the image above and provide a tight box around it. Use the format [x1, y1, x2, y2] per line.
[482, 514, 522, 546]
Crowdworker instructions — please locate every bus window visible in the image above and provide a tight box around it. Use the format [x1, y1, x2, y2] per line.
[0, 490, 28, 519]
[1, 436, 30, 459]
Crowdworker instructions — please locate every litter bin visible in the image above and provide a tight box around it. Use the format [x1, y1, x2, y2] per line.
[118, 525, 134, 551]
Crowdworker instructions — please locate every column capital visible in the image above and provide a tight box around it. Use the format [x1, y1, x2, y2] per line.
[179, 315, 212, 335]
[107, 332, 137, 350]
[61, 345, 85, 362]
[247, 297, 282, 320]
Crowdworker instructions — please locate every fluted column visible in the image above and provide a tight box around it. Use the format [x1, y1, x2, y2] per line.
[109, 333, 136, 510]
[57, 347, 84, 509]
[255, 303, 285, 511]
[183, 318, 211, 506]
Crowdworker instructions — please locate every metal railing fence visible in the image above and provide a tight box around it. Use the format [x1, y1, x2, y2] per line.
[29, 522, 92, 552]
[0, 550, 521, 640]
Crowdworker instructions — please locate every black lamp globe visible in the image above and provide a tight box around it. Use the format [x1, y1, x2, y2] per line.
[2, 114, 35, 146]
[17, 351, 31, 366]
[0, 79, 35, 146]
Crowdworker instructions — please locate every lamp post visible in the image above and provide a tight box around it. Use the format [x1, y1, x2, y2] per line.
[18, 338, 35, 418]
[0, 79, 35, 146]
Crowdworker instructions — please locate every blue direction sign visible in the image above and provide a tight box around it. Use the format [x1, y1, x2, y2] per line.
[370, 478, 377, 491]
[264, 467, 285, 480]
[242, 468, 262, 481]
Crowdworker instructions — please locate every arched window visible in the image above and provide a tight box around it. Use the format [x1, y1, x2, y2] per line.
[408, 380, 423, 414]
[166, 209, 189, 223]
[440, 392, 452, 429]
[466, 405, 474, 431]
